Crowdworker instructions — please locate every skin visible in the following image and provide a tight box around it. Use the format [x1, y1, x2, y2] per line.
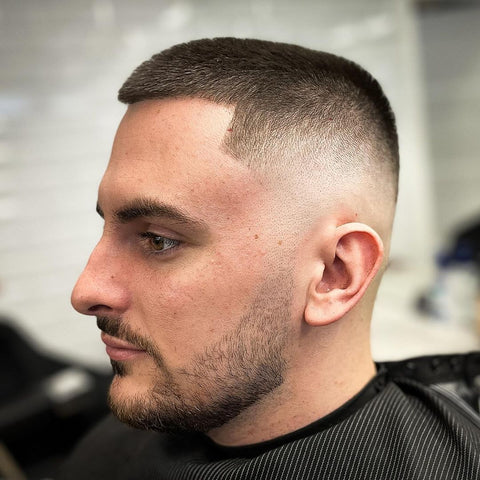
[71, 97, 389, 446]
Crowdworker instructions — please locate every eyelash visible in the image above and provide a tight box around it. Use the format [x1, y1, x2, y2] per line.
[138, 232, 181, 256]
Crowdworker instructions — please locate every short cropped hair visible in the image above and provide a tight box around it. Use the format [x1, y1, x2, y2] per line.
[119, 38, 399, 199]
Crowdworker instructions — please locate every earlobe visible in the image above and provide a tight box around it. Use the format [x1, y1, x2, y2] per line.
[304, 223, 384, 327]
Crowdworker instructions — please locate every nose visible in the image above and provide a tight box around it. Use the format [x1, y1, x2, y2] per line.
[71, 238, 129, 317]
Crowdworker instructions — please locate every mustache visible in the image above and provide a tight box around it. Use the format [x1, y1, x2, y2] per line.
[97, 316, 122, 337]
[96, 316, 156, 356]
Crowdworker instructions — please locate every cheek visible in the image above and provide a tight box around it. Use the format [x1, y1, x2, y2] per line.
[136, 249, 267, 349]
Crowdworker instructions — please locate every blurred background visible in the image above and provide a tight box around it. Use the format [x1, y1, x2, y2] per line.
[0, 0, 479, 475]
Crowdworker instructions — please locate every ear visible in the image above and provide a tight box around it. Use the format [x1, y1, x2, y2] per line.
[304, 223, 384, 326]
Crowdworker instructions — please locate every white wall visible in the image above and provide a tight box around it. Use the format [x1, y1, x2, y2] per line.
[419, 5, 480, 243]
[0, 0, 435, 368]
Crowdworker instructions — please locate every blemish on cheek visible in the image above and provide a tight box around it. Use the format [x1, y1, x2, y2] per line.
[254, 234, 259, 239]
[110, 275, 115, 279]
[278, 240, 283, 246]
[226, 128, 233, 132]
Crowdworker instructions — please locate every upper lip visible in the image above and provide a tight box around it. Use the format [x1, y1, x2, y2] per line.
[101, 332, 144, 351]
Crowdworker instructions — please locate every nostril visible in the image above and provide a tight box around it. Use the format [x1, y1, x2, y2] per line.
[88, 305, 111, 313]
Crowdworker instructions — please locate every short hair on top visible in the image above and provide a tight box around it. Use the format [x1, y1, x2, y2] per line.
[119, 37, 399, 200]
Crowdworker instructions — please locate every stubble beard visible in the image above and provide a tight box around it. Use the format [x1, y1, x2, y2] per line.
[100, 276, 293, 434]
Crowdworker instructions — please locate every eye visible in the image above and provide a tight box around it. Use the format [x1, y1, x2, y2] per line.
[139, 232, 180, 254]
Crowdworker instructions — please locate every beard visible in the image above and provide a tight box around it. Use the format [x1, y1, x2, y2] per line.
[97, 275, 292, 434]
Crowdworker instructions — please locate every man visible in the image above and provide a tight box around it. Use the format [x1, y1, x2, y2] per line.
[62, 38, 479, 479]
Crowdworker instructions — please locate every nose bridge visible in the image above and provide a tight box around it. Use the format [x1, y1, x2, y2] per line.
[84, 237, 112, 281]
[72, 233, 129, 315]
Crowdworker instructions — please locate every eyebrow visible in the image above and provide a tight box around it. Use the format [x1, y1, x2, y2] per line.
[96, 198, 208, 230]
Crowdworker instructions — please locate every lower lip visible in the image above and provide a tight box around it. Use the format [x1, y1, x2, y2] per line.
[105, 345, 146, 361]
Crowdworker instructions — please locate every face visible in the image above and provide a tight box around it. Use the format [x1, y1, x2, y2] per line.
[71, 98, 301, 433]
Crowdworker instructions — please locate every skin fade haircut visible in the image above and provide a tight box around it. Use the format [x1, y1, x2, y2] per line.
[72, 37, 401, 439]
[118, 37, 399, 200]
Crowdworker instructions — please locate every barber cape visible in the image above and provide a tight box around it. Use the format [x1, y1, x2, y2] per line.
[58, 353, 480, 480]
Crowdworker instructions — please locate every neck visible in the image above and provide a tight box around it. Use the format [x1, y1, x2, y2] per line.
[207, 323, 376, 447]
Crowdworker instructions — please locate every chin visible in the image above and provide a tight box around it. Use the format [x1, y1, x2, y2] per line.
[108, 364, 153, 404]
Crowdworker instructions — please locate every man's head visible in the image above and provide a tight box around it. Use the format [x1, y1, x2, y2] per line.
[71, 38, 398, 444]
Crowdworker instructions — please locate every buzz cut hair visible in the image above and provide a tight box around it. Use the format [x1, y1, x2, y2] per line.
[118, 37, 399, 200]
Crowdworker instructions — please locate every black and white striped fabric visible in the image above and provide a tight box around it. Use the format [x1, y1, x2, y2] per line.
[59, 354, 480, 480]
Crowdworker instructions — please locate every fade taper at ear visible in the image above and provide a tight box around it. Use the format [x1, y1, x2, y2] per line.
[304, 223, 384, 326]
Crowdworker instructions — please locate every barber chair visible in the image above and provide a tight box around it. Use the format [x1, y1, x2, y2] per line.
[0, 320, 111, 479]
[379, 352, 480, 413]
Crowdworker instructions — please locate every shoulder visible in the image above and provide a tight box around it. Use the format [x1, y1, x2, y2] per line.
[280, 357, 480, 479]
[368, 353, 480, 471]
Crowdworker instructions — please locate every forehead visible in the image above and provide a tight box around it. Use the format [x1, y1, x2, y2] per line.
[100, 98, 269, 223]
